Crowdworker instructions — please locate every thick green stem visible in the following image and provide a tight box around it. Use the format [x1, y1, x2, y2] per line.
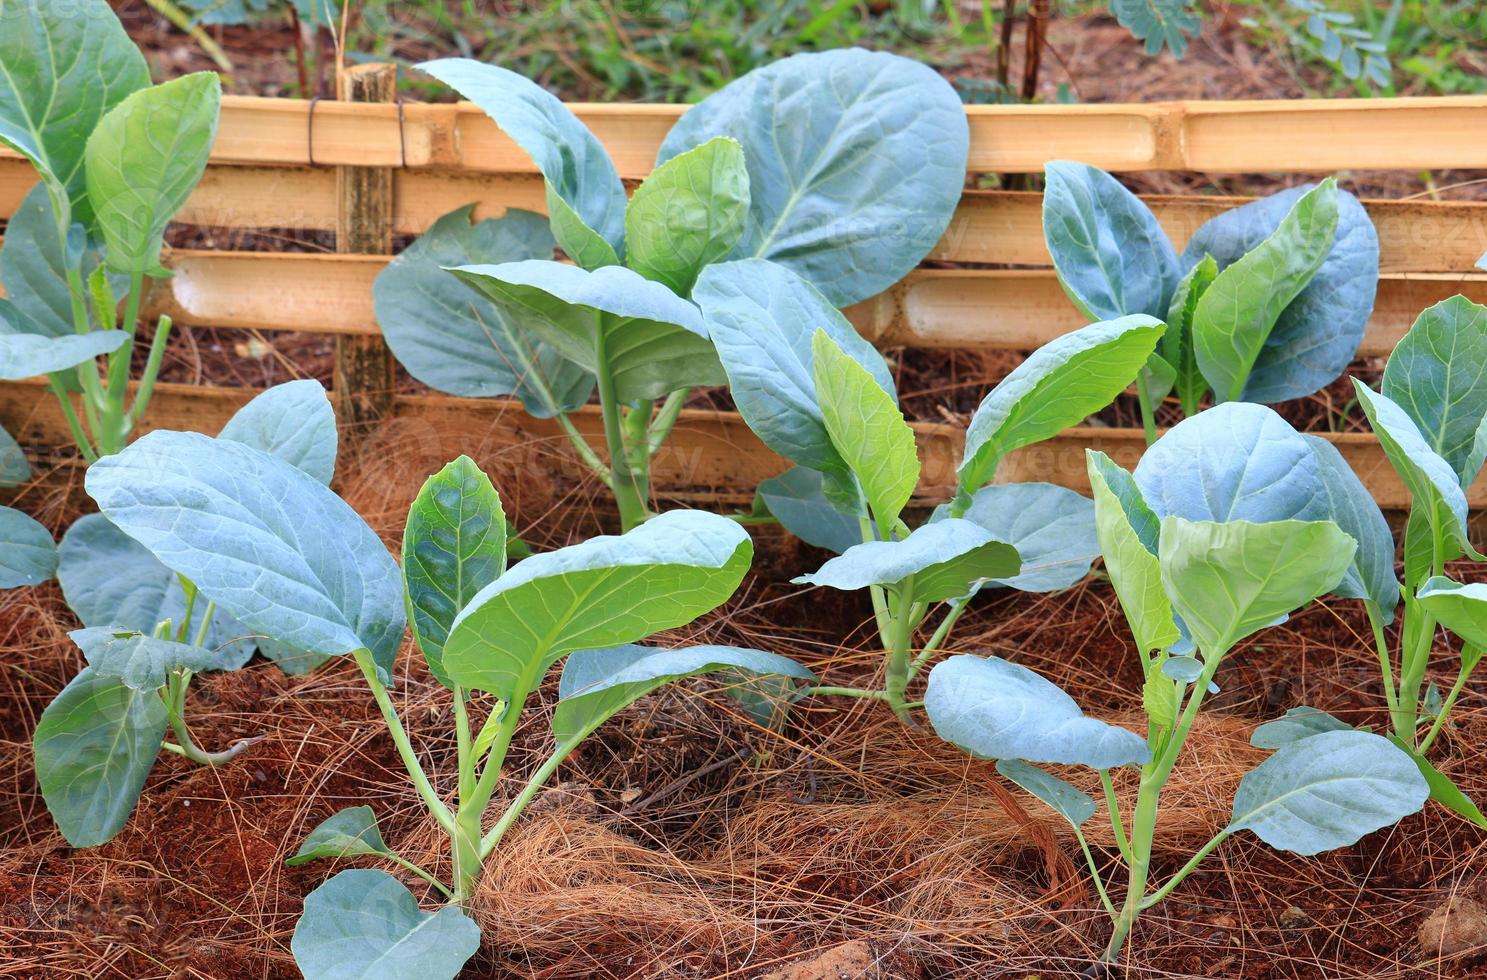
[46, 377, 98, 462]
[100, 270, 146, 454]
[1398, 608, 1438, 746]
[479, 737, 581, 858]
[131, 315, 173, 423]
[647, 389, 688, 455]
[807, 686, 890, 701]
[450, 804, 484, 904]
[352, 649, 455, 833]
[1135, 370, 1160, 446]
[594, 338, 650, 531]
[883, 583, 917, 725]
[1366, 599, 1403, 735]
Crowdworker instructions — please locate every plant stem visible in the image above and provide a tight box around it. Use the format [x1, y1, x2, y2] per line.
[351, 648, 455, 833]
[131, 315, 173, 423]
[46, 377, 98, 462]
[384, 852, 454, 900]
[1418, 653, 1479, 754]
[646, 388, 687, 455]
[1075, 829, 1118, 917]
[161, 671, 263, 766]
[479, 736, 581, 858]
[1135, 370, 1159, 446]
[1138, 829, 1231, 911]
[101, 270, 146, 454]
[806, 685, 890, 700]
[883, 582, 917, 725]
[1365, 599, 1401, 731]
[1100, 769, 1132, 866]
[192, 601, 216, 649]
[593, 331, 650, 531]
[906, 597, 970, 680]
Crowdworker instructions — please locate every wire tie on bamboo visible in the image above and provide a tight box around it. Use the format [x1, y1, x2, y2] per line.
[308, 88, 408, 168]
[306, 95, 321, 166]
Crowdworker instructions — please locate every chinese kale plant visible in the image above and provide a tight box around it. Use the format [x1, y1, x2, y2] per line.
[0, 0, 221, 461]
[1041, 160, 1380, 441]
[31, 381, 340, 847]
[81, 410, 811, 979]
[693, 259, 1165, 721]
[926, 404, 1430, 965]
[375, 48, 968, 530]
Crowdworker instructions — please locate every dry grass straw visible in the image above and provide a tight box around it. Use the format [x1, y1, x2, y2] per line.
[1, 435, 1485, 978]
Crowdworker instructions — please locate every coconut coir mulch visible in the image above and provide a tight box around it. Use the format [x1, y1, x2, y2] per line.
[1, 431, 1485, 979]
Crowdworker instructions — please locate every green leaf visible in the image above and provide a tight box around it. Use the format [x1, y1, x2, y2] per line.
[0, 422, 28, 487]
[1381, 296, 1487, 488]
[85, 72, 221, 275]
[1302, 435, 1401, 619]
[1417, 578, 1487, 650]
[625, 137, 749, 295]
[944, 482, 1097, 593]
[417, 58, 625, 265]
[0, 0, 150, 223]
[812, 328, 918, 527]
[33, 667, 166, 847]
[0, 326, 127, 380]
[217, 380, 337, 486]
[1158, 517, 1356, 657]
[958, 315, 1164, 493]
[995, 758, 1096, 827]
[57, 514, 253, 669]
[793, 518, 1020, 605]
[1353, 381, 1474, 558]
[1161, 253, 1218, 412]
[448, 260, 723, 402]
[0, 505, 55, 587]
[1228, 729, 1427, 855]
[291, 869, 480, 980]
[85, 431, 405, 681]
[752, 467, 861, 555]
[696, 259, 895, 483]
[70, 627, 224, 691]
[0, 182, 126, 342]
[1250, 706, 1352, 749]
[1086, 452, 1178, 654]
[287, 806, 395, 866]
[657, 48, 967, 306]
[1110, 0, 1202, 57]
[925, 654, 1150, 770]
[1142, 668, 1179, 728]
[442, 510, 751, 702]
[1193, 180, 1338, 404]
[1042, 160, 1178, 322]
[553, 643, 813, 742]
[402, 457, 507, 688]
[374, 206, 593, 417]
[1385, 734, 1487, 830]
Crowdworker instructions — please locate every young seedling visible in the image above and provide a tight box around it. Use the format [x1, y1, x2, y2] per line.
[1041, 160, 1380, 441]
[82, 426, 812, 979]
[694, 258, 1166, 721]
[0, 0, 221, 461]
[376, 49, 968, 530]
[925, 439, 1429, 967]
[31, 381, 338, 846]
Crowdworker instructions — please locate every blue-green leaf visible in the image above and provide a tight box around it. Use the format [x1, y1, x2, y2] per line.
[1250, 706, 1352, 749]
[0, 182, 124, 341]
[0, 422, 27, 487]
[995, 758, 1096, 827]
[793, 519, 1019, 605]
[218, 380, 337, 485]
[291, 869, 480, 980]
[1303, 435, 1400, 618]
[553, 643, 814, 742]
[1110, 0, 1202, 57]
[1228, 730, 1427, 855]
[925, 654, 1150, 769]
[287, 806, 395, 866]
[1086, 451, 1177, 654]
[1385, 734, 1487, 829]
[1381, 296, 1487, 488]
[657, 48, 967, 306]
[417, 58, 625, 266]
[0, 326, 127, 380]
[70, 627, 224, 691]
[753, 467, 861, 555]
[0, 505, 55, 587]
[1417, 578, 1487, 650]
[940, 483, 1097, 593]
[374, 206, 593, 417]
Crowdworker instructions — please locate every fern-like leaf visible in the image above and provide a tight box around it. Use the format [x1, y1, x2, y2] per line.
[1109, 0, 1203, 58]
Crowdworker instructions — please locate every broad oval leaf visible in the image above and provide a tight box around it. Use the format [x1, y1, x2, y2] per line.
[417, 58, 625, 265]
[86, 72, 221, 275]
[696, 259, 894, 480]
[33, 667, 166, 847]
[57, 514, 254, 669]
[657, 48, 968, 306]
[0, 422, 28, 487]
[1417, 578, 1487, 650]
[1191, 180, 1339, 403]
[553, 643, 814, 742]
[287, 806, 394, 867]
[625, 137, 749, 295]
[448, 260, 723, 402]
[0, 327, 127, 380]
[70, 627, 224, 691]
[1303, 435, 1400, 618]
[1158, 517, 1355, 657]
[1353, 381, 1473, 557]
[442, 510, 751, 701]
[0, 0, 150, 222]
[1381, 295, 1487, 488]
[1086, 451, 1177, 654]
[85, 431, 405, 681]
[813, 329, 917, 527]
[291, 869, 480, 980]
[1042, 160, 1178, 321]
[793, 518, 1020, 604]
[1181, 182, 1378, 404]
[0, 182, 125, 341]
[958, 315, 1164, 493]
[925, 654, 1150, 770]
[402, 456, 507, 688]
[1250, 706, 1351, 750]
[374, 205, 593, 416]
[1228, 729, 1427, 855]
[0, 505, 55, 587]
[943, 482, 1097, 592]
[753, 466, 861, 555]
[995, 758, 1097, 828]
[218, 380, 337, 485]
